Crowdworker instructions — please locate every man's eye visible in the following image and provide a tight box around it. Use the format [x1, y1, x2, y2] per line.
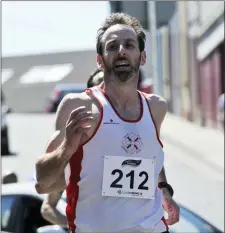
[126, 44, 134, 48]
[109, 45, 117, 50]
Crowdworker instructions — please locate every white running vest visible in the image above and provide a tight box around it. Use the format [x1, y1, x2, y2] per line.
[65, 87, 168, 233]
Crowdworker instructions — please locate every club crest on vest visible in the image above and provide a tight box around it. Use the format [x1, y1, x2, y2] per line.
[122, 132, 143, 154]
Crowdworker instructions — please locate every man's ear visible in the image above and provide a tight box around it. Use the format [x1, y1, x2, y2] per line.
[140, 51, 146, 66]
[97, 55, 105, 69]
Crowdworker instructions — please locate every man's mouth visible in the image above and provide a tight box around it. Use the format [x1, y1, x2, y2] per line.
[114, 60, 130, 68]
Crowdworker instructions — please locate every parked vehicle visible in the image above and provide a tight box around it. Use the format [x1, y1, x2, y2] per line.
[2, 182, 222, 233]
[44, 83, 86, 113]
[2, 182, 67, 233]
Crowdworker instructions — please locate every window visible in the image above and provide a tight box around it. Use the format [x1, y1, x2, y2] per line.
[1, 195, 18, 232]
[20, 196, 51, 233]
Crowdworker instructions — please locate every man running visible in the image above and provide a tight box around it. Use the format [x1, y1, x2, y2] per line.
[40, 69, 105, 228]
[35, 12, 180, 233]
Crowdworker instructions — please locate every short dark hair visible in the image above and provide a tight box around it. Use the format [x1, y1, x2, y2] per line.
[96, 12, 146, 55]
[87, 68, 102, 88]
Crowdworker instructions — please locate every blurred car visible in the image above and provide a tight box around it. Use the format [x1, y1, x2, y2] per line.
[44, 83, 86, 113]
[1, 91, 12, 155]
[2, 182, 222, 233]
[1, 182, 67, 233]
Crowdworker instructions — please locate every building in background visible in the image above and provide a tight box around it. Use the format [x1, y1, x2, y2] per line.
[188, 1, 224, 128]
[109, 1, 176, 30]
[2, 50, 97, 113]
[109, 1, 176, 98]
[109, 1, 224, 130]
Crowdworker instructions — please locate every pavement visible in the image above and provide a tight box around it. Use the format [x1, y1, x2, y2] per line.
[161, 112, 224, 173]
[160, 113, 224, 231]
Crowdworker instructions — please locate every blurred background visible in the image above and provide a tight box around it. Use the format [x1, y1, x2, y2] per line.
[1, 1, 224, 233]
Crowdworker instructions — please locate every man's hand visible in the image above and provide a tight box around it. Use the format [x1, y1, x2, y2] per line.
[162, 188, 180, 225]
[63, 106, 94, 156]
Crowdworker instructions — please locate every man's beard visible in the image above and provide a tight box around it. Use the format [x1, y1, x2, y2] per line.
[103, 56, 141, 83]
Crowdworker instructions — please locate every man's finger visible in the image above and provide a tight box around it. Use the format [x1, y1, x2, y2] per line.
[165, 212, 179, 225]
[75, 111, 92, 122]
[66, 119, 76, 129]
[165, 217, 178, 225]
[66, 115, 94, 132]
[66, 106, 87, 123]
[73, 116, 94, 131]
[67, 111, 92, 128]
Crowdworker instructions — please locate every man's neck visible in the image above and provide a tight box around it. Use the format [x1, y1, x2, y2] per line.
[102, 79, 139, 109]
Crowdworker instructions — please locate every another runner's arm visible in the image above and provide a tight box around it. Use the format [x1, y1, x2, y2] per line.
[146, 94, 168, 184]
[41, 191, 68, 227]
[35, 94, 79, 192]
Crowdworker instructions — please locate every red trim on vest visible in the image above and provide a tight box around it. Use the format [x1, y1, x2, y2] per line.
[66, 147, 83, 233]
[141, 93, 163, 148]
[65, 88, 103, 233]
[161, 216, 169, 231]
[97, 86, 144, 123]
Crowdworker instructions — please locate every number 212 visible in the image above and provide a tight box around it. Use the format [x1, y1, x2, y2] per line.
[110, 169, 149, 190]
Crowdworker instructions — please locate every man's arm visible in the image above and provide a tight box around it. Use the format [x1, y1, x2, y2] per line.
[147, 94, 167, 134]
[35, 94, 81, 191]
[146, 94, 169, 189]
[41, 191, 68, 227]
[147, 94, 180, 225]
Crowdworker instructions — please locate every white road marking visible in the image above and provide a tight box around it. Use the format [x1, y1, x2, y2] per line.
[2, 68, 15, 84]
[20, 63, 74, 84]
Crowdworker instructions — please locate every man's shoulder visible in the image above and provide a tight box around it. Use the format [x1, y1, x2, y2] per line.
[141, 93, 167, 127]
[55, 91, 92, 129]
[144, 93, 167, 112]
[60, 91, 92, 107]
[64, 91, 90, 101]
[56, 91, 91, 117]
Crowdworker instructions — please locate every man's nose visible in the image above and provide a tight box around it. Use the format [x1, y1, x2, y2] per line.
[118, 44, 126, 56]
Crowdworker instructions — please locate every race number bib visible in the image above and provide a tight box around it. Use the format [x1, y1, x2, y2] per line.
[102, 156, 155, 199]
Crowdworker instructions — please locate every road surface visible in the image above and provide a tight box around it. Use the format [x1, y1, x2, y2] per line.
[2, 113, 224, 232]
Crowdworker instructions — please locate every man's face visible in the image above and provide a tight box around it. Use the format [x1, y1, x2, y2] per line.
[99, 24, 145, 83]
